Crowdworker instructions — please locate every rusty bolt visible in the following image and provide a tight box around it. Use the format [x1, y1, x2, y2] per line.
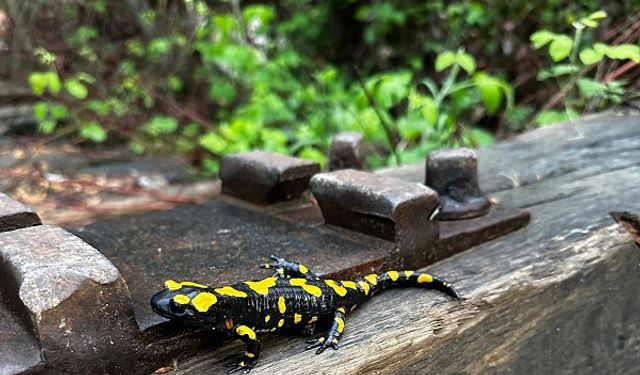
[328, 132, 365, 171]
[220, 151, 320, 205]
[425, 148, 491, 220]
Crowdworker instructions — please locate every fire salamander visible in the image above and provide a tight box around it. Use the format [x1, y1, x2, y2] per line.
[151, 255, 460, 373]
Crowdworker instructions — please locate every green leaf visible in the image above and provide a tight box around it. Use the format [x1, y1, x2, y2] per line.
[209, 80, 237, 105]
[456, 52, 476, 74]
[420, 79, 439, 97]
[374, 71, 412, 108]
[422, 97, 439, 126]
[199, 131, 227, 154]
[130, 142, 146, 155]
[166, 75, 183, 92]
[603, 44, 640, 62]
[397, 117, 423, 141]
[578, 11, 607, 29]
[536, 64, 580, 80]
[435, 51, 457, 72]
[28, 72, 48, 95]
[50, 104, 67, 119]
[463, 127, 495, 147]
[579, 48, 604, 65]
[80, 122, 108, 142]
[65, 79, 88, 99]
[201, 157, 219, 176]
[38, 120, 57, 134]
[474, 74, 502, 114]
[148, 38, 172, 58]
[87, 100, 110, 116]
[534, 109, 577, 126]
[579, 10, 607, 29]
[549, 35, 573, 62]
[576, 78, 607, 98]
[45, 72, 62, 94]
[144, 116, 178, 135]
[580, 18, 598, 28]
[32, 102, 48, 120]
[548, 35, 573, 62]
[587, 10, 607, 20]
[593, 43, 609, 54]
[33, 47, 57, 65]
[408, 90, 439, 127]
[243, 5, 275, 33]
[530, 30, 555, 49]
[260, 128, 288, 154]
[298, 146, 326, 168]
[75, 72, 96, 84]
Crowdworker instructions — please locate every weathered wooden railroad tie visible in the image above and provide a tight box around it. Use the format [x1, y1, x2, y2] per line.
[0, 134, 529, 374]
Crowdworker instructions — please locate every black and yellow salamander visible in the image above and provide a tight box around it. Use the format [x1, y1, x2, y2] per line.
[151, 255, 460, 373]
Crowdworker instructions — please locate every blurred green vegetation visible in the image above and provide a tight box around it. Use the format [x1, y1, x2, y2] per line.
[2, 0, 640, 174]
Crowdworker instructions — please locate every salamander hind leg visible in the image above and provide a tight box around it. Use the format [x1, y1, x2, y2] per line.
[305, 308, 347, 354]
[226, 325, 261, 374]
[259, 255, 319, 280]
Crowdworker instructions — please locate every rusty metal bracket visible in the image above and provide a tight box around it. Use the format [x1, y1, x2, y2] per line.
[426, 148, 491, 220]
[220, 150, 320, 205]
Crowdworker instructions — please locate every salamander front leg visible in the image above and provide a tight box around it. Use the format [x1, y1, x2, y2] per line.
[226, 325, 261, 374]
[305, 307, 346, 354]
[259, 255, 319, 280]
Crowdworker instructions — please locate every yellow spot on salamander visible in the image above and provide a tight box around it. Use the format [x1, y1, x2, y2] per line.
[337, 307, 346, 314]
[294, 313, 302, 324]
[289, 278, 322, 297]
[325, 280, 347, 297]
[244, 277, 277, 296]
[341, 281, 357, 290]
[299, 264, 309, 274]
[173, 294, 190, 305]
[215, 286, 248, 298]
[417, 274, 434, 283]
[308, 316, 318, 324]
[245, 352, 255, 358]
[387, 271, 399, 281]
[404, 270, 414, 277]
[364, 274, 378, 286]
[358, 281, 370, 295]
[165, 280, 182, 290]
[191, 292, 217, 312]
[278, 319, 284, 328]
[236, 325, 257, 340]
[278, 296, 287, 314]
[335, 317, 345, 333]
[180, 281, 208, 289]
[264, 315, 271, 323]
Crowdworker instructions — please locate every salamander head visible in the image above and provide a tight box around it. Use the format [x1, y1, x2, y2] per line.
[151, 280, 217, 324]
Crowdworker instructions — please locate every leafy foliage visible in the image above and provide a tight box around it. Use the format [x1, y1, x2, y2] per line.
[531, 10, 640, 126]
[14, 1, 640, 173]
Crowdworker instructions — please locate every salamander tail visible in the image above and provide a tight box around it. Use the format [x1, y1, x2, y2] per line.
[362, 270, 460, 299]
